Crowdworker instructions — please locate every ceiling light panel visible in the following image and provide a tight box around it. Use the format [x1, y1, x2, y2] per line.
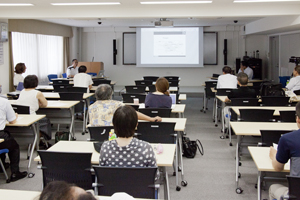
[234, 0, 300, 2]
[140, 1, 212, 4]
[51, 2, 120, 6]
[0, 3, 34, 6]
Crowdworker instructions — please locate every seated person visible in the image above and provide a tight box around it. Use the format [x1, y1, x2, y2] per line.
[0, 97, 27, 181]
[39, 181, 97, 200]
[145, 77, 172, 108]
[13, 63, 26, 87]
[238, 61, 253, 80]
[89, 84, 161, 126]
[73, 65, 93, 93]
[286, 65, 300, 92]
[216, 66, 237, 89]
[66, 59, 79, 78]
[269, 101, 300, 200]
[100, 105, 157, 168]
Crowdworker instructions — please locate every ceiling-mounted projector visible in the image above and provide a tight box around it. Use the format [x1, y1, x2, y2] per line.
[154, 20, 173, 27]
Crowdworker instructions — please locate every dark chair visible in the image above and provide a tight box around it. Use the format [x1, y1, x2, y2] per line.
[168, 80, 179, 87]
[47, 74, 58, 82]
[230, 98, 259, 106]
[67, 87, 88, 93]
[52, 79, 70, 85]
[148, 85, 156, 93]
[135, 80, 153, 87]
[125, 85, 146, 94]
[294, 90, 300, 95]
[279, 111, 296, 122]
[122, 93, 146, 103]
[62, 73, 67, 78]
[280, 175, 300, 200]
[201, 81, 217, 113]
[87, 72, 97, 76]
[11, 104, 30, 114]
[88, 126, 113, 142]
[259, 130, 289, 147]
[38, 151, 93, 190]
[93, 80, 111, 86]
[136, 122, 176, 143]
[59, 92, 84, 113]
[143, 76, 159, 81]
[93, 166, 157, 198]
[239, 109, 275, 122]
[53, 85, 72, 92]
[216, 88, 233, 96]
[16, 82, 24, 91]
[261, 96, 290, 106]
[212, 74, 220, 78]
[138, 108, 171, 118]
[129, 104, 139, 111]
[164, 76, 179, 81]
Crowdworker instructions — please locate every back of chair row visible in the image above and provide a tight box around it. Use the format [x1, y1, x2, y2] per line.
[93, 79, 111, 86]
[143, 76, 180, 81]
[122, 93, 146, 103]
[53, 85, 87, 93]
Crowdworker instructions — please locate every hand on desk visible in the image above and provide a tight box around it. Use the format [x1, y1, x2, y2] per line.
[269, 146, 277, 161]
[152, 116, 162, 122]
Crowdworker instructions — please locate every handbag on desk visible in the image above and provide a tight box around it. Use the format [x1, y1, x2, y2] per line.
[182, 136, 204, 158]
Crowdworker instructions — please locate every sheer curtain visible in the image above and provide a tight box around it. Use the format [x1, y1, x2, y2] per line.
[11, 32, 64, 83]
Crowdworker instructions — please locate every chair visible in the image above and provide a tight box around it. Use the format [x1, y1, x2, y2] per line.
[88, 126, 113, 142]
[92, 80, 111, 86]
[93, 166, 157, 198]
[294, 90, 300, 95]
[16, 82, 24, 91]
[239, 109, 275, 122]
[0, 149, 10, 183]
[138, 108, 171, 118]
[230, 98, 259, 106]
[67, 87, 88, 93]
[212, 73, 220, 78]
[62, 73, 67, 78]
[53, 85, 72, 92]
[261, 96, 290, 106]
[38, 151, 93, 190]
[125, 85, 146, 94]
[216, 88, 233, 96]
[135, 80, 153, 86]
[279, 111, 296, 122]
[201, 81, 217, 113]
[87, 72, 97, 76]
[168, 80, 179, 87]
[259, 130, 289, 147]
[280, 175, 300, 200]
[47, 74, 58, 82]
[148, 85, 156, 92]
[128, 104, 139, 111]
[52, 79, 70, 85]
[122, 93, 146, 103]
[59, 92, 84, 113]
[143, 76, 159, 81]
[164, 76, 179, 81]
[11, 104, 30, 114]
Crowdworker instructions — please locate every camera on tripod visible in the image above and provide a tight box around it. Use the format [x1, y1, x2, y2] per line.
[289, 56, 300, 65]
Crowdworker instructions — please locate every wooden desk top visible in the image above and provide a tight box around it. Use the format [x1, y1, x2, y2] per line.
[138, 117, 187, 132]
[231, 106, 295, 116]
[0, 139, 4, 143]
[230, 121, 298, 136]
[34, 141, 175, 167]
[248, 147, 290, 172]
[9, 100, 80, 109]
[42, 92, 94, 99]
[179, 94, 186, 100]
[6, 114, 46, 127]
[216, 95, 227, 102]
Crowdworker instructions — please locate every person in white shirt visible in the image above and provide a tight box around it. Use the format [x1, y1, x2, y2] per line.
[66, 59, 79, 78]
[73, 65, 94, 93]
[286, 65, 300, 92]
[238, 61, 253, 80]
[216, 66, 237, 89]
[13, 63, 26, 86]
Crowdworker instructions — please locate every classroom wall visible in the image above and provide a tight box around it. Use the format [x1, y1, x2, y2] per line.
[0, 19, 10, 94]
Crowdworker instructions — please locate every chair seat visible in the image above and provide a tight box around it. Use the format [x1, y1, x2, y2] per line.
[0, 149, 9, 154]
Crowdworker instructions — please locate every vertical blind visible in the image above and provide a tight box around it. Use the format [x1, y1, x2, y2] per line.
[12, 32, 63, 83]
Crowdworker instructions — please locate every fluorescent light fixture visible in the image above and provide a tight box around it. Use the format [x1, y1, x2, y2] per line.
[0, 3, 34, 6]
[51, 2, 120, 6]
[234, 0, 300, 2]
[141, 1, 212, 4]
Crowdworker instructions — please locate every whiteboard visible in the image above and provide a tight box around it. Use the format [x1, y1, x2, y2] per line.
[123, 32, 136, 65]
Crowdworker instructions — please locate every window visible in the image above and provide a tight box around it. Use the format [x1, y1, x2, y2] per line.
[12, 32, 63, 83]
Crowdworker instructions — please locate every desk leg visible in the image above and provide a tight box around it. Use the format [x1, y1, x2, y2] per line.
[175, 135, 180, 191]
[229, 109, 232, 146]
[214, 98, 218, 127]
[221, 102, 225, 133]
[85, 98, 90, 134]
[28, 123, 38, 178]
[201, 90, 206, 113]
[69, 107, 75, 140]
[161, 167, 170, 200]
[212, 98, 215, 120]
[257, 171, 261, 200]
[235, 135, 243, 194]
[178, 131, 187, 187]
[83, 101, 86, 134]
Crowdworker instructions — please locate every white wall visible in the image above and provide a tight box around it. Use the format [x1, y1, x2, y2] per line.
[0, 19, 10, 94]
[77, 25, 268, 92]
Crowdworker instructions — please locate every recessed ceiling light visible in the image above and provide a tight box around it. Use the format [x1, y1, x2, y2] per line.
[51, 2, 120, 6]
[140, 1, 212, 4]
[0, 3, 34, 6]
[234, 0, 300, 2]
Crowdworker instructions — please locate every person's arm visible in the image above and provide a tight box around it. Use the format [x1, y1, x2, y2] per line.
[89, 77, 93, 90]
[9, 113, 18, 124]
[6, 102, 17, 124]
[269, 146, 285, 171]
[286, 78, 295, 90]
[249, 68, 254, 80]
[136, 111, 162, 122]
[36, 91, 48, 108]
[225, 97, 231, 103]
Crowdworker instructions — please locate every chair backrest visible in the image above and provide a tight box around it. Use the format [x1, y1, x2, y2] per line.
[259, 130, 289, 147]
[92, 80, 111, 86]
[138, 108, 171, 117]
[53, 85, 72, 92]
[125, 85, 146, 94]
[88, 126, 113, 142]
[239, 109, 275, 122]
[286, 175, 300, 200]
[16, 82, 24, 91]
[38, 151, 93, 190]
[122, 93, 146, 103]
[230, 98, 259, 106]
[279, 110, 296, 122]
[67, 87, 88, 93]
[128, 104, 139, 111]
[135, 80, 153, 86]
[294, 90, 300, 95]
[261, 96, 290, 106]
[212, 73, 220, 78]
[52, 79, 70, 85]
[93, 166, 157, 199]
[87, 72, 97, 76]
[143, 76, 159, 81]
[59, 92, 83, 100]
[136, 122, 176, 143]
[11, 104, 30, 114]
[216, 88, 233, 96]
[290, 157, 300, 177]
[62, 73, 67, 78]
[168, 80, 179, 87]
[148, 85, 156, 93]
[205, 81, 217, 98]
[47, 74, 58, 82]
[164, 76, 179, 81]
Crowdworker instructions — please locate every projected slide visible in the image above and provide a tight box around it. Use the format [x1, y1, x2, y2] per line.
[153, 32, 186, 57]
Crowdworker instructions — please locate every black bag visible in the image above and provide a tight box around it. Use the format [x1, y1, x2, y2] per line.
[260, 83, 285, 97]
[182, 136, 204, 158]
[55, 131, 70, 143]
[0, 130, 12, 141]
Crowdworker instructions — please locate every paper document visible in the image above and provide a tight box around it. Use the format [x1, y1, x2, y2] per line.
[17, 117, 23, 121]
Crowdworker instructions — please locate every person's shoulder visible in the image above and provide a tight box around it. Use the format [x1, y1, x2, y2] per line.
[67, 65, 74, 69]
[134, 138, 151, 147]
[0, 97, 9, 104]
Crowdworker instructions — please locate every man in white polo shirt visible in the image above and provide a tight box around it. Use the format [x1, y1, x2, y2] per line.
[217, 66, 237, 89]
[238, 61, 253, 80]
[66, 59, 79, 78]
[73, 65, 93, 92]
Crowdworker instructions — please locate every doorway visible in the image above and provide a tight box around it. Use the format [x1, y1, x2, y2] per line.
[269, 36, 279, 82]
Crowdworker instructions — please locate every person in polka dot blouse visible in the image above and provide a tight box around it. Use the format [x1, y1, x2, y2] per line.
[99, 105, 157, 168]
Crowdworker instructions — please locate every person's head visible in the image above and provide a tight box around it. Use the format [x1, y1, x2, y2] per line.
[72, 59, 78, 67]
[95, 84, 113, 100]
[113, 105, 138, 138]
[155, 77, 170, 96]
[222, 66, 232, 74]
[78, 65, 87, 73]
[24, 75, 38, 89]
[241, 61, 248, 69]
[15, 63, 26, 74]
[293, 65, 300, 77]
[237, 72, 248, 86]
